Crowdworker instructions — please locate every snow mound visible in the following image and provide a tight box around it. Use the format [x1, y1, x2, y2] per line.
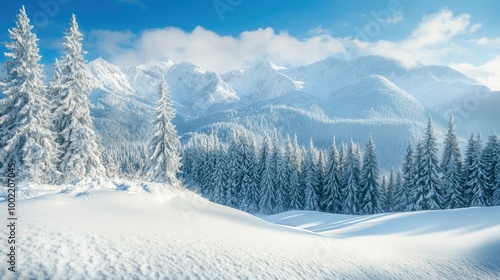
[2, 179, 499, 279]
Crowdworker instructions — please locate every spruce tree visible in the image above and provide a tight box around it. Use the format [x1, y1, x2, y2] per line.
[394, 170, 404, 212]
[209, 141, 228, 204]
[384, 169, 395, 212]
[273, 133, 287, 213]
[144, 79, 181, 185]
[56, 14, 105, 182]
[259, 135, 276, 214]
[0, 6, 60, 183]
[468, 134, 489, 207]
[245, 136, 261, 213]
[342, 141, 362, 214]
[463, 132, 477, 206]
[443, 155, 465, 209]
[441, 115, 462, 173]
[441, 115, 463, 208]
[483, 133, 498, 202]
[226, 132, 242, 208]
[399, 141, 413, 212]
[304, 139, 320, 211]
[321, 138, 343, 213]
[359, 136, 383, 214]
[493, 140, 500, 206]
[381, 175, 388, 211]
[408, 139, 425, 211]
[417, 117, 443, 210]
[288, 135, 303, 210]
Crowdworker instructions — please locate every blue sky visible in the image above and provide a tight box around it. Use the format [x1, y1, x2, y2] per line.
[1, 0, 500, 88]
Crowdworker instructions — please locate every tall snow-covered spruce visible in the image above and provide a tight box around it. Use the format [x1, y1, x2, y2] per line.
[56, 14, 105, 182]
[144, 79, 182, 186]
[0, 6, 59, 183]
[359, 136, 383, 214]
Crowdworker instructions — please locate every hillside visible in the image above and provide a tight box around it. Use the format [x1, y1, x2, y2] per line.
[1, 179, 499, 279]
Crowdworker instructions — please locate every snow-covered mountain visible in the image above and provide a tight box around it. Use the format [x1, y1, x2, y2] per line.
[79, 55, 500, 168]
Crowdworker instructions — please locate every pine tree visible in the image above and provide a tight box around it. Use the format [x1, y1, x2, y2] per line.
[493, 139, 500, 206]
[441, 115, 462, 173]
[245, 136, 261, 213]
[56, 14, 105, 182]
[468, 134, 489, 207]
[417, 117, 443, 210]
[441, 115, 463, 208]
[288, 135, 303, 210]
[443, 154, 465, 209]
[209, 141, 228, 204]
[144, 79, 181, 185]
[273, 133, 287, 213]
[0, 6, 60, 183]
[381, 175, 388, 211]
[304, 139, 320, 211]
[321, 138, 343, 213]
[463, 132, 477, 206]
[342, 141, 362, 214]
[408, 139, 425, 211]
[359, 136, 383, 214]
[384, 169, 395, 212]
[398, 141, 413, 212]
[394, 170, 403, 211]
[483, 133, 498, 202]
[259, 135, 276, 214]
[226, 132, 242, 208]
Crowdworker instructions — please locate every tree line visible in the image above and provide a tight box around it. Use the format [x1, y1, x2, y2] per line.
[181, 117, 500, 214]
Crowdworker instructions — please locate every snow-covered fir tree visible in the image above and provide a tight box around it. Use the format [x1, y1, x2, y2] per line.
[394, 170, 403, 211]
[56, 14, 105, 182]
[483, 133, 498, 202]
[321, 137, 343, 213]
[259, 134, 276, 214]
[288, 135, 304, 210]
[441, 116, 464, 209]
[381, 174, 388, 211]
[441, 115, 462, 173]
[144, 79, 181, 185]
[467, 134, 489, 207]
[384, 169, 395, 212]
[342, 141, 362, 214]
[304, 139, 320, 211]
[443, 154, 465, 209]
[463, 132, 477, 206]
[239, 134, 260, 212]
[359, 136, 383, 214]
[273, 132, 288, 213]
[226, 132, 242, 208]
[493, 140, 500, 206]
[418, 117, 443, 210]
[209, 140, 228, 204]
[399, 141, 414, 212]
[0, 6, 60, 183]
[408, 139, 424, 211]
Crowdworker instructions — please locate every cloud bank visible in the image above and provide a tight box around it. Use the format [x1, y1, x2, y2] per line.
[87, 9, 500, 90]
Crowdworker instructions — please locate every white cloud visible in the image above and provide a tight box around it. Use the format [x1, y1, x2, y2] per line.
[89, 26, 346, 73]
[352, 8, 478, 67]
[87, 7, 493, 88]
[450, 57, 500, 91]
[385, 11, 404, 25]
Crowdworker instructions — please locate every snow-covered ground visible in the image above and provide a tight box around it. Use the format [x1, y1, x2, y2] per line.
[1, 179, 499, 279]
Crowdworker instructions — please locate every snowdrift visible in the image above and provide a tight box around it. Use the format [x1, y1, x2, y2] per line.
[1, 179, 499, 279]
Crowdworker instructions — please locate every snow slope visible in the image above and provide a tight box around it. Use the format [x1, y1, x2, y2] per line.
[1, 179, 499, 279]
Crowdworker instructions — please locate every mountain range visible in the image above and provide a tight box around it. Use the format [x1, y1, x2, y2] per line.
[83, 55, 499, 169]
